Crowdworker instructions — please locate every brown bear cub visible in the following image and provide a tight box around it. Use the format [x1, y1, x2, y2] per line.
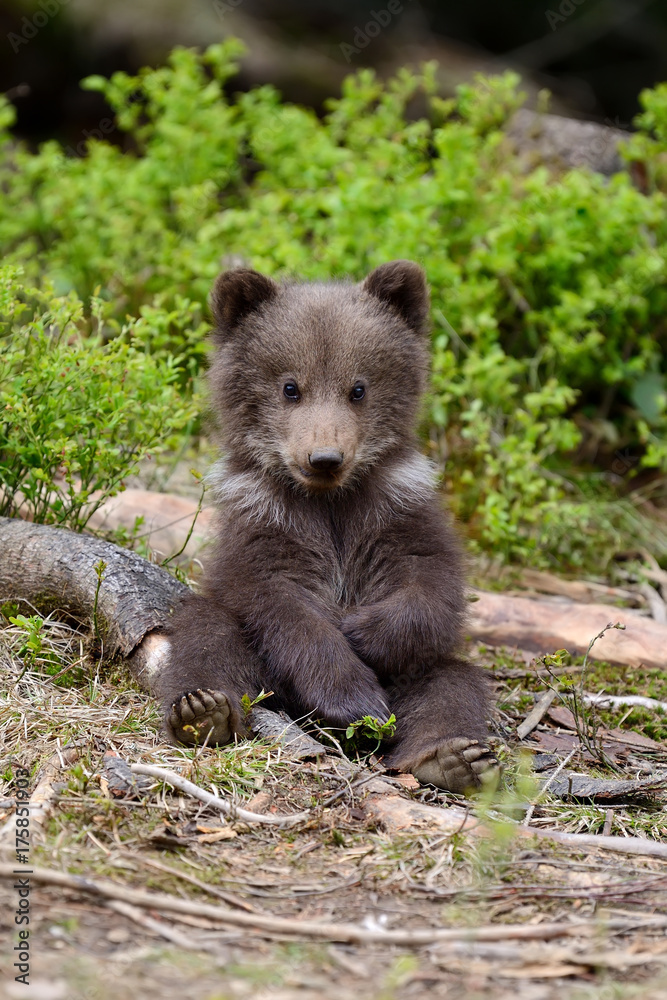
[160, 260, 497, 793]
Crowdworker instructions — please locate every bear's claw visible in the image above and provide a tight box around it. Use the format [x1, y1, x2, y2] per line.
[411, 737, 499, 795]
[168, 688, 232, 746]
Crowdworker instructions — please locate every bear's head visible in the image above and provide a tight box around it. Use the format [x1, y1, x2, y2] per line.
[208, 261, 430, 494]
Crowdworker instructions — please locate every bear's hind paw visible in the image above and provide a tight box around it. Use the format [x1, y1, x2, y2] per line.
[167, 689, 233, 747]
[411, 738, 499, 795]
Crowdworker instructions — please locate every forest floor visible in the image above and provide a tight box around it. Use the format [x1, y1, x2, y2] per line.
[1, 606, 667, 1000]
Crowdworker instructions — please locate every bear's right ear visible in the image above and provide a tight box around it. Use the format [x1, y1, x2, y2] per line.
[210, 269, 278, 340]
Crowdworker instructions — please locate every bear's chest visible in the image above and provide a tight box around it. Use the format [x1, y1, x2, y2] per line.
[324, 514, 387, 609]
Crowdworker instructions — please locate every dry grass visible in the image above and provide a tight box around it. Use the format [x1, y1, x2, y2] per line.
[1, 613, 667, 1000]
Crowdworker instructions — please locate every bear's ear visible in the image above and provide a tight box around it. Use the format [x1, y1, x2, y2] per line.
[210, 268, 279, 339]
[362, 260, 429, 334]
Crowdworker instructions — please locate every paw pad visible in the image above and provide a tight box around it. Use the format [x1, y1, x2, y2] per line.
[168, 689, 232, 747]
[412, 737, 499, 795]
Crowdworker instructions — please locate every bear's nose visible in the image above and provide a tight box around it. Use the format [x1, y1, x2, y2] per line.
[308, 449, 344, 472]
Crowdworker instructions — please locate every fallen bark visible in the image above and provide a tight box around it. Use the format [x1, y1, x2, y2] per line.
[365, 793, 667, 859]
[0, 748, 79, 848]
[249, 706, 328, 759]
[540, 770, 667, 803]
[2, 863, 663, 945]
[470, 589, 667, 669]
[517, 689, 557, 740]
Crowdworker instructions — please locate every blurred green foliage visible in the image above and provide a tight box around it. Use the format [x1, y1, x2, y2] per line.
[0, 266, 197, 528]
[1, 41, 666, 565]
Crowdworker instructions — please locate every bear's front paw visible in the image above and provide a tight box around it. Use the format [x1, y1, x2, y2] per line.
[316, 675, 390, 729]
[167, 689, 234, 746]
[390, 738, 499, 795]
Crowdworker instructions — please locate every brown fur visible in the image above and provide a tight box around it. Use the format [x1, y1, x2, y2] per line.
[160, 261, 490, 774]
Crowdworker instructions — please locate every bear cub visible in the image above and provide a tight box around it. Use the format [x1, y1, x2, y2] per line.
[160, 260, 496, 793]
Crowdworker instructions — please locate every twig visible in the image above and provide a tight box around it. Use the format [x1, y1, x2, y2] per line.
[122, 853, 255, 912]
[308, 719, 345, 757]
[106, 899, 222, 952]
[3, 863, 665, 945]
[572, 622, 625, 769]
[525, 826, 667, 860]
[517, 689, 557, 740]
[522, 749, 577, 828]
[161, 483, 205, 568]
[583, 692, 667, 714]
[367, 795, 667, 860]
[86, 830, 111, 855]
[637, 582, 667, 625]
[320, 768, 371, 808]
[130, 763, 309, 827]
[498, 273, 531, 313]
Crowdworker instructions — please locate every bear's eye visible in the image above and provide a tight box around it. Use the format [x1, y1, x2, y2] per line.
[350, 382, 366, 402]
[283, 382, 300, 401]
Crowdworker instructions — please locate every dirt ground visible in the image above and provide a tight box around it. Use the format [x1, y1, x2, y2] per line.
[1, 619, 667, 1000]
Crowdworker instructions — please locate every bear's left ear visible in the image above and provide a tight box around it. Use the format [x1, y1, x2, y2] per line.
[362, 260, 429, 334]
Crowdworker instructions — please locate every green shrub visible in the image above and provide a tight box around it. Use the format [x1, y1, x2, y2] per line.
[1, 44, 666, 566]
[0, 266, 197, 528]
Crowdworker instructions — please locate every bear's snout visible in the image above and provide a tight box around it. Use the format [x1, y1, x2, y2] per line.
[284, 402, 358, 490]
[308, 449, 344, 472]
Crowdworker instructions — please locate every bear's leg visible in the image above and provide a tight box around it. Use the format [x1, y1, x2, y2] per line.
[382, 661, 498, 794]
[159, 595, 267, 747]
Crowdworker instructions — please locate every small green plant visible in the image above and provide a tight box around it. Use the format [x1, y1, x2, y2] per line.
[161, 476, 206, 571]
[568, 621, 626, 770]
[470, 749, 537, 879]
[240, 689, 274, 719]
[8, 613, 47, 680]
[4, 611, 87, 687]
[91, 559, 107, 643]
[542, 624, 627, 770]
[344, 713, 397, 757]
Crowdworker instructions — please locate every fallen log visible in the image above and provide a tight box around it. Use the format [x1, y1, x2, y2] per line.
[0, 515, 187, 690]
